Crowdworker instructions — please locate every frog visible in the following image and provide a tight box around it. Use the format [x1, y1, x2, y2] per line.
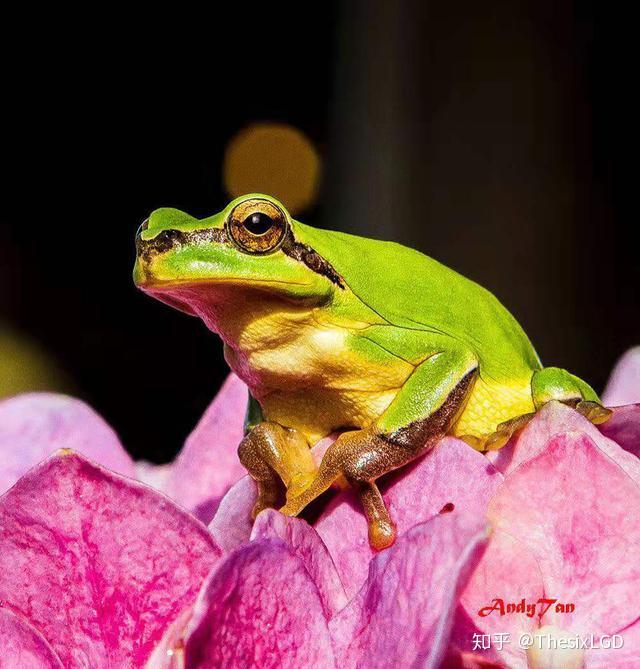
[134, 193, 610, 550]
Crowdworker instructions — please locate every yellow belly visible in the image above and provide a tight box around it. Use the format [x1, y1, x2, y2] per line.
[453, 375, 535, 439]
[220, 301, 414, 443]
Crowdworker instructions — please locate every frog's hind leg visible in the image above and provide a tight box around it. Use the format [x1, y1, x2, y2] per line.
[531, 366, 611, 423]
[479, 366, 611, 452]
[281, 350, 479, 550]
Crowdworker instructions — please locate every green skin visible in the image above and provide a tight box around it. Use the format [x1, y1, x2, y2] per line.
[134, 193, 603, 548]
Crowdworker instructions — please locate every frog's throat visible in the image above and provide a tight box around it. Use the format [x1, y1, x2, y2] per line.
[136, 225, 345, 289]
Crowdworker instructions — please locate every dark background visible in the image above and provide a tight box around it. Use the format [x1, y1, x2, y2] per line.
[1, 2, 637, 462]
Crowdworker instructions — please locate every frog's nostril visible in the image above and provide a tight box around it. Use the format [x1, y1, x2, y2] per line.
[158, 229, 181, 242]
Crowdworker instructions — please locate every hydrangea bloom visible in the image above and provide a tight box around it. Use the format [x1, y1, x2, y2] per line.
[0, 348, 638, 668]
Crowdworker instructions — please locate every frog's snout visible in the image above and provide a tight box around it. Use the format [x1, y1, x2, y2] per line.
[135, 217, 149, 238]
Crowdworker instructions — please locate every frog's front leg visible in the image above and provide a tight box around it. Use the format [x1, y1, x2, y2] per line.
[280, 350, 478, 549]
[238, 421, 318, 518]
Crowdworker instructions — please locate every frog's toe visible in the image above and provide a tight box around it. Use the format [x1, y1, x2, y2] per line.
[482, 411, 537, 452]
[279, 498, 304, 517]
[574, 400, 612, 425]
[369, 517, 396, 551]
[459, 434, 485, 451]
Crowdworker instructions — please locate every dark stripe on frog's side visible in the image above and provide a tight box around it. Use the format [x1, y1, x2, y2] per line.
[136, 226, 346, 289]
[381, 368, 478, 448]
[281, 236, 345, 289]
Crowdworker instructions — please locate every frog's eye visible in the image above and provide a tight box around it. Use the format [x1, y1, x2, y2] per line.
[226, 198, 289, 254]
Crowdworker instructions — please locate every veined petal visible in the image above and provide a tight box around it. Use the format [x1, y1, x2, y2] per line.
[183, 539, 336, 669]
[315, 437, 502, 599]
[251, 509, 348, 617]
[452, 530, 544, 668]
[0, 451, 221, 669]
[329, 513, 488, 669]
[488, 432, 640, 636]
[0, 607, 64, 669]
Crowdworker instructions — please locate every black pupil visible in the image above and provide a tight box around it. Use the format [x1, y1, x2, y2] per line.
[244, 212, 274, 235]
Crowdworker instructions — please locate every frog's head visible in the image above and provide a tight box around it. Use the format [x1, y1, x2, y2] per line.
[134, 194, 343, 327]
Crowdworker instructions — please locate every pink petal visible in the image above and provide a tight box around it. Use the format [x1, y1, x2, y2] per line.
[135, 460, 173, 491]
[329, 513, 488, 669]
[163, 373, 249, 523]
[452, 530, 544, 668]
[251, 509, 348, 617]
[442, 648, 507, 668]
[182, 540, 336, 668]
[586, 616, 640, 668]
[143, 607, 193, 669]
[599, 404, 640, 459]
[0, 607, 64, 668]
[0, 451, 221, 669]
[488, 432, 640, 636]
[487, 401, 640, 484]
[315, 437, 503, 599]
[602, 347, 640, 406]
[0, 393, 135, 494]
[208, 475, 256, 552]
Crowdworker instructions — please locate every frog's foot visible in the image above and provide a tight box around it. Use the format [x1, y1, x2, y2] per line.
[461, 369, 613, 453]
[572, 400, 612, 425]
[484, 411, 539, 451]
[238, 422, 317, 519]
[532, 367, 612, 425]
[280, 428, 400, 550]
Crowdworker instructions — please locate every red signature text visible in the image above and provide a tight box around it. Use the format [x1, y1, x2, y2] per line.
[478, 598, 575, 618]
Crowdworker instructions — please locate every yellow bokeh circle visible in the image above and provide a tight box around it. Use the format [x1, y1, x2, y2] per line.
[223, 123, 321, 215]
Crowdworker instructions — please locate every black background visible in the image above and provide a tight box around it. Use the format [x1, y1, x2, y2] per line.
[1, 2, 637, 462]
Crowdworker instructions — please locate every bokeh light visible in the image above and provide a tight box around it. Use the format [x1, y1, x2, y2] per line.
[0, 326, 70, 398]
[223, 123, 321, 215]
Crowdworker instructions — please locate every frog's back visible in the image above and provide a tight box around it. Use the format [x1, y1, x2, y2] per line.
[294, 222, 541, 381]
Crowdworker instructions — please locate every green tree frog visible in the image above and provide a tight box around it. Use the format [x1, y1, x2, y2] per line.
[134, 194, 609, 549]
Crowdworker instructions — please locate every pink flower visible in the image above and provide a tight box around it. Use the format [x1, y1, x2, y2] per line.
[0, 348, 638, 668]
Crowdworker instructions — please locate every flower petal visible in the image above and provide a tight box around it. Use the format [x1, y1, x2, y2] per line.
[585, 616, 640, 668]
[251, 509, 348, 617]
[0, 451, 221, 669]
[0, 393, 135, 494]
[182, 539, 336, 669]
[602, 347, 640, 406]
[452, 530, 544, 668]
[599, 404, 640, 459]
[0, 607, 64, 668]
[487, 401, 640, 484]
[315, 437, 502, 599]
[208, 475, 256, 552]
[329, 513, 488, 669]
[163, 373, 249, 523]
[488, 431, 640, 635]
